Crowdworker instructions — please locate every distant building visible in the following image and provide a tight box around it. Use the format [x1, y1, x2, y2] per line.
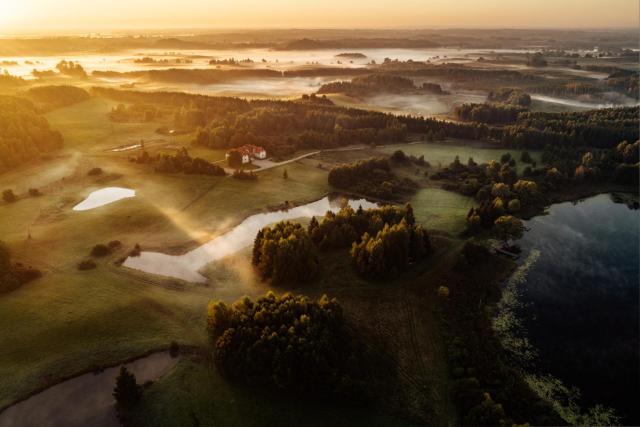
[226, 145, 267, 164]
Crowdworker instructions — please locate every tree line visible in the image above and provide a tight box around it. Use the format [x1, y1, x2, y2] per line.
[133, 147, 226, 176]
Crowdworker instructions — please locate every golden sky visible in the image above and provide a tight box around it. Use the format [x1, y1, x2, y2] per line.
[0, 0, 638, 33]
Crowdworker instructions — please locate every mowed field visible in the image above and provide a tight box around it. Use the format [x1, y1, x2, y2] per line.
[0, 95, 510, 423]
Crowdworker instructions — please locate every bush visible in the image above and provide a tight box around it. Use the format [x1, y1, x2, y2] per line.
[28, 188, 41, 197]
[77, 259, 97, 270]
[232, 169, 257, 180]
[88, 167, 103, 176]
[108, 240, 122, 249]
[2, 189, 16, 203]
[90, 244, 111, 257]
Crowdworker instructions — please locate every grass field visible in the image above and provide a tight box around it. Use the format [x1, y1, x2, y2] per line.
[410, 188, 475, 235]
[377, 140, 542, 174]
[0, 95, 485, 424]
[125, 238, 462, 426]
[126, 358, 416, 427]
[0, 97, 331, 410]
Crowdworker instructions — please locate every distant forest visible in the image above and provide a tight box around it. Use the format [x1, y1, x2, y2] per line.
[0, 96, 63, 172]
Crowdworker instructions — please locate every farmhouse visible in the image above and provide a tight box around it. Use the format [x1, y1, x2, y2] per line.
[225, 145, 267, 164]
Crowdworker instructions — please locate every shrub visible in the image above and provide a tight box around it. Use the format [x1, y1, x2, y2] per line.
[28, 188, 41, 197]
[88, 167, 103, 176]
[90, 244, 111, 257]
[2, 189, 16, 203]
[78, 259, 97, 270]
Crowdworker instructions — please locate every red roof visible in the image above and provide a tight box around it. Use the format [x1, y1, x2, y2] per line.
[228, 145, 265, 156]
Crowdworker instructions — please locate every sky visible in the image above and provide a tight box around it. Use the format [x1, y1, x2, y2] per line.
[0, 0, 638, 33]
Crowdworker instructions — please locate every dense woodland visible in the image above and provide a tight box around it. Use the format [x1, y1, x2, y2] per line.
[327, 157, 417, 200]
[0, 96, 63, 172]
[207, 292, 372, 399]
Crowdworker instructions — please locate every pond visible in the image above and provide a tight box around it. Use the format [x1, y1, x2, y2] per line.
[73, 187, 136, 211]
[0, 351, 179, 427]
[495, 193, 639, 424]
[123, 195, 378, 282]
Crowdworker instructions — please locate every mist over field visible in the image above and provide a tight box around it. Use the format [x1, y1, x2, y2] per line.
[0, 2, 638, 426]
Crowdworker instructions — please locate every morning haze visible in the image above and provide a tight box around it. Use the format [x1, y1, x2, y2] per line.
[0, 1, 638, 427]
[1, 0, 639, 32]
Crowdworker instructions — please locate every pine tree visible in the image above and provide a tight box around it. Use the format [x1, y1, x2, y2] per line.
[113, 366, 141, 409]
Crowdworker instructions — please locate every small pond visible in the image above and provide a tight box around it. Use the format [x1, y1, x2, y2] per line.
[0, 351, 179, 427]
[495, 193, 639, 423]
[123, 195, 378, 282]
[73, 187, 136, 211]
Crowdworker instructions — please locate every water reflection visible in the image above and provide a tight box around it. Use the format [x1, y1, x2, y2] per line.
[73, 187, 135, 211]
[0, 351, 178, 427]
[504, 193, 639, 422]
[123, 195, 378, 282]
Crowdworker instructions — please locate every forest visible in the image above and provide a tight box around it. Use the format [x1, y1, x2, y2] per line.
[0, 96, 63, 172]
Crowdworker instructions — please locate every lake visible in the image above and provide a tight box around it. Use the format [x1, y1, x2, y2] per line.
[496, 193, 639, 423]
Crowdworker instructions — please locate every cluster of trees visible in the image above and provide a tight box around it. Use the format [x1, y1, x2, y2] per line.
[252, 204, 429, 281]
[351, 219, 430, 278]
[308, 204, 413, 250]
[0, 241, 41, 294]
[251, 222, 319, 285]
[453, 103, 526, 124]
[317, 74, 448, 96]
[55, 60, 87, 78]
[487, 89, 531, 107]
[25, 85, 90, 111]
[207, 292, 368, 397]
[327, 157, 417, 200]
[133, 147, 226, 176]
[466, 180, 541, 231]
[317, 74, 417, 95]
[0, 96, 63, 172]
[134, 57, 192, 64]
[208, 57, 253, 65]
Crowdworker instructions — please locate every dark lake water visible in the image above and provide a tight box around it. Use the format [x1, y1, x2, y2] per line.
[502, 193, 639, 423]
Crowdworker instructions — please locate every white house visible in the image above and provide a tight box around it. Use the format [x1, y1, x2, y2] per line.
[226, 145, 267, 164]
